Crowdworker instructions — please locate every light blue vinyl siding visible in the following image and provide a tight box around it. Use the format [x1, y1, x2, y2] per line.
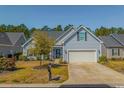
[63, 28, 101, 62]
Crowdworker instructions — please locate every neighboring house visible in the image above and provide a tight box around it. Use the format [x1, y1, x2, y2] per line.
[0, 32, 26, 58]
[22, 25, 103, 63]
[99, 34, 124, 59]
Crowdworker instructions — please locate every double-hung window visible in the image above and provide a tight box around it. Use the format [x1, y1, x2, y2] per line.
[112, 48, 120, 56]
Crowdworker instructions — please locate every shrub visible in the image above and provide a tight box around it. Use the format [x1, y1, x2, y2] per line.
[59, 57, 67, 64]
[0, 57, 6, 72]
[98, 56, 108, 64]
[0, 57, 16, 72]
[6, 58, 16, 71]
[19, 55, 28, 61]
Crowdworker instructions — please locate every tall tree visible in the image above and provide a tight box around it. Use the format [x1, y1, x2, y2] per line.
[7, 25, 14, 32]
[117, 27, 124, 34]
[95, 27, 111, 36]
[33, 31, 55, 66]
[0, 24, 7, 32]
[41, 25, 50, 31]
[17, 24, 30, 38]
[30, 27, 37, 34]
[95, 26, 124, 36]
[55, 25, 63, 31]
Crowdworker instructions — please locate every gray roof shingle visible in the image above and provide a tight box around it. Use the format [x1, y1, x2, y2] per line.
[99, 35, 123, 47]
[111, 34, 124, 46]
[0, 32, 12, 45]
[47, 31, 65, 39]
[0, 32, 25, 46]
[6, 32, 24, 45]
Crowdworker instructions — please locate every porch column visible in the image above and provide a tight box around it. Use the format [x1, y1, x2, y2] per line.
[50, 49, 53, 60]
[62, 44, 65, 62]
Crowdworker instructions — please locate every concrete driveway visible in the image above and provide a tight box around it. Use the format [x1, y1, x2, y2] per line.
[64, 62, 124, 87]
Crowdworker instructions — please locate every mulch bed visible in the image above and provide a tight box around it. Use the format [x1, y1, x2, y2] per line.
[33, 63, 65, 70]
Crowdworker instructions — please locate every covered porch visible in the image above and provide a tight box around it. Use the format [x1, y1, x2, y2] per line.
[51, 45, 63, 59]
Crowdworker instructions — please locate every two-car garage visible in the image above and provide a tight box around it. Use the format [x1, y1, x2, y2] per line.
[68, 50, 97, 63]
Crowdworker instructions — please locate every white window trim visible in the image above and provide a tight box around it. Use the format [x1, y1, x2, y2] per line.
[112, 48, 120, 56]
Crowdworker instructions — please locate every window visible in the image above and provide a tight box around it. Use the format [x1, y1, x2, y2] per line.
[77, 31, 87, 41]
[56, 49, 61, 58]
[112, 48, 120, 56]
[118, 48, 120, 56]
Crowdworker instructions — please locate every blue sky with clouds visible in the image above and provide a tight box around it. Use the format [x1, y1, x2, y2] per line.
[0, 5, 124, 30]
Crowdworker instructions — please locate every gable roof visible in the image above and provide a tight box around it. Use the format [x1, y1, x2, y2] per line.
[47, 31, 65, 39]
[61, 25, 103, 44]
[0, 32, 26, 46]
[56, 26, 75, 42]
[111, 34, 124, 46]
[99, 35, 123, 48]
[23, 25, 103, 47]
[22, 31, 65, 47]
[0, 32, 12, 45]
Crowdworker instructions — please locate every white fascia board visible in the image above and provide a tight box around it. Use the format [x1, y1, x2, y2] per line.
[56, 26, 74, 42]
[56, 28, 76, 45]
[22, 37, 33, 47]
[62, 25, 103, 44]
[82, 26, 103, 43]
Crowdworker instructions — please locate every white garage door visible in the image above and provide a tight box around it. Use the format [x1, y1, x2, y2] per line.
[68, 50, 97, 63]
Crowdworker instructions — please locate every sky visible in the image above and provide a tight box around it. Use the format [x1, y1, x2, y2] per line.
[0, 5, 124, 30]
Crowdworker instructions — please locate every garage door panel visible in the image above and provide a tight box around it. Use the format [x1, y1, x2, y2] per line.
[68, 50, 97, 62]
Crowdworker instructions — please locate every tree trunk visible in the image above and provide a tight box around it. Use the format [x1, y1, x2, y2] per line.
[40, 54, 44, 69]
[40, 54, 42, 69]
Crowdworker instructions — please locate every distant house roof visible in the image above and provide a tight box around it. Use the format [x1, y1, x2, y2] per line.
[0, 32, 26, 46]
[22, 31, 65, 47]
[0, 32, 12, 45]
[47, 31, 65, 39]
[111, 34, 124, 46]
[99, 34, 124, 48]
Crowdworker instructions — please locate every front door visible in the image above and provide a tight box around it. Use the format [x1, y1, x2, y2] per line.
[56, 49, 61, 58]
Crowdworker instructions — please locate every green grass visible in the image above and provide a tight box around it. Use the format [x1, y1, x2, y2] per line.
[0, 61, 68, 84]
[104, 60, 124, 74]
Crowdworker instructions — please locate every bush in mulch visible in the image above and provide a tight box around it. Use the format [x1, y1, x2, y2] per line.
[98, 55, 108, 64]
[0, 57, 16, 72]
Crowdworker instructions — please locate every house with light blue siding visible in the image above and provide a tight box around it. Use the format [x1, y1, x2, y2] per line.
[22, 25, 103, 63]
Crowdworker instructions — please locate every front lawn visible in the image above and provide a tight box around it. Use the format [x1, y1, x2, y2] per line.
[0, 61, 68, 84]
[104, 60, 124, 74]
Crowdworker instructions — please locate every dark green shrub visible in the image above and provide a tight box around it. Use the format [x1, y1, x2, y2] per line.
[98, 56, 108, 64]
